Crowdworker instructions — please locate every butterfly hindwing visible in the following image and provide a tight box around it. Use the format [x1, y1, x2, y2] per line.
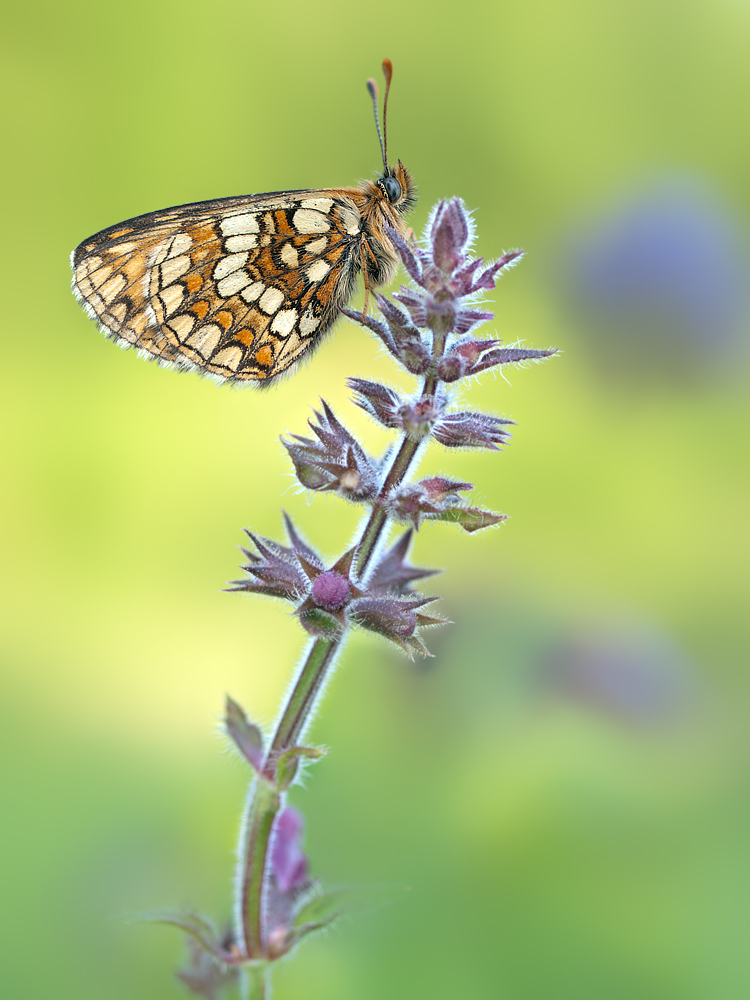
[72, 190, 368, 382]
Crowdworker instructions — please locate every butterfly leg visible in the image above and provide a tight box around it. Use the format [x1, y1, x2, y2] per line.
[360, 240, 373, 320]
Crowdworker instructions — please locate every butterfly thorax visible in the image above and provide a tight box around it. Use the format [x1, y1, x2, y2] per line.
[349, 161, 416, 286]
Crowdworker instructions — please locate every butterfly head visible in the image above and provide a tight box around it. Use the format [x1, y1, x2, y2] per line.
[376, 161, 417, 216]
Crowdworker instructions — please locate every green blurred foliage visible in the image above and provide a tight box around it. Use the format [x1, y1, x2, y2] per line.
[1, 0, 749, 997]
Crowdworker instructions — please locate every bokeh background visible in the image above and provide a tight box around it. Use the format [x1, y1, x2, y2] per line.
[2, 0, 749, 997]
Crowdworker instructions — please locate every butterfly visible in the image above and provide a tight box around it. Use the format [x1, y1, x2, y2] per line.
[70, 60, 416, 384]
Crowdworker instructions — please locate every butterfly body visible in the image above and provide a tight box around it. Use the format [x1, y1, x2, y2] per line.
[71, 161, 415, 383]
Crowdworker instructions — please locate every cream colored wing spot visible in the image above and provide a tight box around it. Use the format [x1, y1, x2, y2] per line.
[292, 209, 330, 234]
[300, 197, 334, 212]
[212, 346, 243, 371]
[259, 287, 284, 314]
[299, 307, 321, 336]
[76, 256, 103, 280]
[271, 309, 298, 337]
[160, 254, 191, 286]
[159, 284, 184, 316]
[221, 214, 260, 237]
[186, 324, 221, 356]
[306, 260, 330, 283]
[85, 263, 114, 287]
[225, 234, 258, 252]
[213, 252, 249, 281]
[148, 233, 193, 267]
[241, 282, 265, 303]
[303, 237, 328, 256]
[108, 241, 139, 256]
[110, 302, 128, 323]
[280, 244, 299, 268]
[99, 273, 127, 302]
[336, 205, 361, 235]
[217, 271, 252, 297]
[168, 313, 195, 341]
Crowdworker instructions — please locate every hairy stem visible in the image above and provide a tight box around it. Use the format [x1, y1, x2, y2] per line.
[238, 779, 279, 958]
[242, 963, 269, 1000]
[266, 637, 339, 764]
[354, 362, 440, 576]
[236, 346, 443, 962]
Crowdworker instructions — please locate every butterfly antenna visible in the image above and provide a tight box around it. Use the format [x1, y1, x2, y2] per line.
[366, 68, 387, 173]
[381, 59, 393, 167]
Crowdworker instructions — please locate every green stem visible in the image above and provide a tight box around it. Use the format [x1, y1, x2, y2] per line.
[266, 637, 338, 763]
[354, 365, 440, 577]
[238, 779, 279, 958]
[236, 346, 443, 965]
[242, 962, 269, 1000]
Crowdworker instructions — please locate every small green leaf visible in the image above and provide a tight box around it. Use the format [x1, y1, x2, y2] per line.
[298, 606, 344, 638]
[429, 506, 506, 532]
[276, 745, 328, 790]
[225, 696, 264, 771]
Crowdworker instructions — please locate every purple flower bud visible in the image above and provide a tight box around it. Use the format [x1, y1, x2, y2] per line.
[398, 395, 444, 439]
[437, 353, 465, 383]
[348, 378, 403, 429]
[226, 528, 312, 602]
[420, 477, 474, 502]
[433, 411, 514, 450]
[311, 571, 351, 612]
[282, 401, 378, 501]
[430, 198, 471, 275]
[265, 807, 313, 952]
[349, 593, 442, 657]
[272, 807, 309, 894]
[453, 307, 495, 336]
[374, 295, 432, 374]
[383, 223, 427, 284]
[387, 477, 471, 530]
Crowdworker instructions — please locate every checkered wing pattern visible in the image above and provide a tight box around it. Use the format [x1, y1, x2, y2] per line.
[71, 189, 390, 383]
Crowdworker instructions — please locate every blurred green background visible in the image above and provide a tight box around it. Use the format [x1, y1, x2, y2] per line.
[2, 0, 749, 997]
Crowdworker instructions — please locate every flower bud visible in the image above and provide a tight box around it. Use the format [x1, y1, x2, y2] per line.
[311, 571, 350, 612]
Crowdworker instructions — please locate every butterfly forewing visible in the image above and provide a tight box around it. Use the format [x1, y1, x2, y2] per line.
[72, 189, 372, 382]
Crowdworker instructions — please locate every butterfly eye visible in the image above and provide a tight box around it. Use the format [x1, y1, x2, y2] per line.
[380, 175, 402, 203]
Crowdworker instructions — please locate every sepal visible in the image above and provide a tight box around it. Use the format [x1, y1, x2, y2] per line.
[282, 401, 378, 501]
[368, 529, 440, 595]
[387, 477, 474, 529]
[348, 378, 445, 439]
[429, 506, 507, 532]
[433, 411, 513, 450]
[224, 696, 264, 772]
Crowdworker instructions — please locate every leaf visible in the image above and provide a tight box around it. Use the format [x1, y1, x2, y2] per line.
[225, 696, 264, 772]
[428, 506, 507, 533]
[276, 745, 328, 790]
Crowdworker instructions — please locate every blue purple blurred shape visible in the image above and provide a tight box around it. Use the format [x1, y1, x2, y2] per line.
[540, 620, 695, 725]
[558, 176, 750, 376]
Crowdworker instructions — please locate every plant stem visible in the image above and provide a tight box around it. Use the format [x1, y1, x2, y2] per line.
[238, 779, 279, 958]
[236, 356, 442, 962]
[242, 963, 269, 1000]
[354, 365, 439, 576]
[266, 637, 338, 764]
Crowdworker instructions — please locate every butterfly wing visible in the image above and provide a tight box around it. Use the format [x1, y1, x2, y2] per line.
[71, 190, 366, 382]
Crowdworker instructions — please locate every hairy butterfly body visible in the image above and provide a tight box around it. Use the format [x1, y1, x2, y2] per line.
[70, 62, 415, 384]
